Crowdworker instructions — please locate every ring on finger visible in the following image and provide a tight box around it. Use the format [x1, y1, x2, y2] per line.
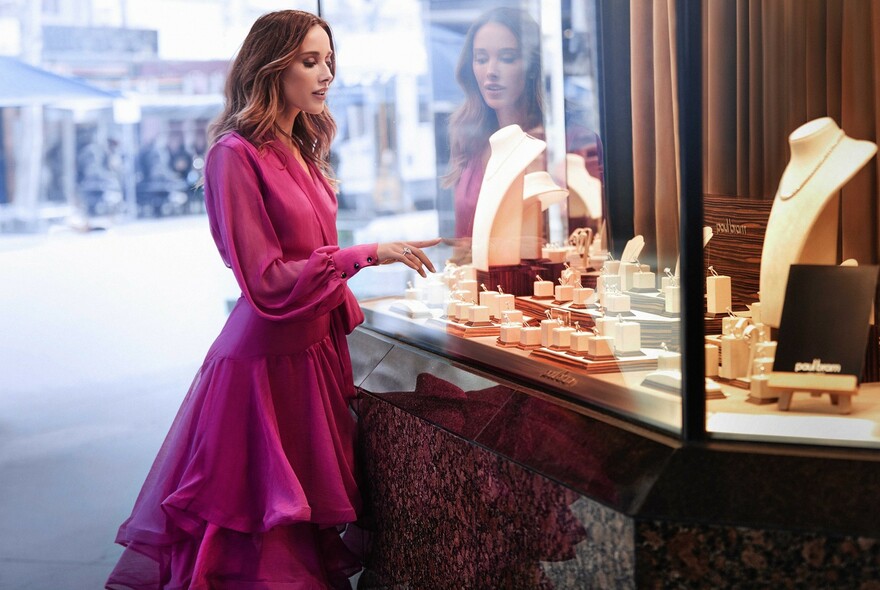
[402, 246, 412, 256]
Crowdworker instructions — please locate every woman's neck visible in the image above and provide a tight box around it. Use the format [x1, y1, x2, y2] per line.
[274, 122, 310, 174]
[275, 127, 299, 153]
[495, 104, 528, 130]
[277, 109, 300, 136]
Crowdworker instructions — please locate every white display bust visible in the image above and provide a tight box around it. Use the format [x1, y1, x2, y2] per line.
[523, 171, 569, 211]
[760, 117, 877, 328]
[566, 153, 603, 220]
[522, 171, 569, 259]
[471, 125, 547, 271]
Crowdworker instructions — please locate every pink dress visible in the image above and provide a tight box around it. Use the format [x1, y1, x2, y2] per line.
[107, 132, 378, 589]
[453, 158, 485, 239]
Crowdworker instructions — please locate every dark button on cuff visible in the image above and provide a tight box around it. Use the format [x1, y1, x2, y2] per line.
[367, 256, 373, 263]
[353, 262, 360, 270]
[341, 271, 347, 279]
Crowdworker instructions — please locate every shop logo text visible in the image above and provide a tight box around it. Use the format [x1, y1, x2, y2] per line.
[794, 359, 842, 373]
[714, 218, 748, 235]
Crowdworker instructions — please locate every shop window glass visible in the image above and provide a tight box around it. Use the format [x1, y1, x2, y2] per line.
[328, 0, 685, 434]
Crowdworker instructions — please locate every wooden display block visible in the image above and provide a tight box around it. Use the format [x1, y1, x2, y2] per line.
[768, 371, 858, 414]
[429, 316, 501, 338]
[530, 346, 658, 374]
[476, 263, 533, 298]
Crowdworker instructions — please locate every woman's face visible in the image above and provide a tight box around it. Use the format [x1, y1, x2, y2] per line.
[280, 25, 334, 118]
[472, 21, 526, 118]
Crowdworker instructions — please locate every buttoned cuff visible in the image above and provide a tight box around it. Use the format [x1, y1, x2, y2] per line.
[330, 243, 379, 280]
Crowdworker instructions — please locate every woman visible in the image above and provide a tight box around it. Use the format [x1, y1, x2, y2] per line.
[444, 7, 545, 243]
[107, 10, 438, 589]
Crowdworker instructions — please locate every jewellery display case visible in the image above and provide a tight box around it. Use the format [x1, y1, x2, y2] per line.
[341, 0, 880, 450]
[333, 0, 880, 584]
[345, 0, 689, 436]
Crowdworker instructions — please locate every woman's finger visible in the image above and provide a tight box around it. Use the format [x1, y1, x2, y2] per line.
[408, 246, 436, 273]
[400, 252, 426, 277]
[408, 238, 442, 249]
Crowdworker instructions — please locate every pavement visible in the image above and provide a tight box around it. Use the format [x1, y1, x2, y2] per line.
[0, 216, 239, 589]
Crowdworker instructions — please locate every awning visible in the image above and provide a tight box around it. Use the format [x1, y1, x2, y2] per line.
[0, 56, 118, 108]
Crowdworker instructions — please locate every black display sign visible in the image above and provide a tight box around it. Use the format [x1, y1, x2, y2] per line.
[774, 264, 879, 380]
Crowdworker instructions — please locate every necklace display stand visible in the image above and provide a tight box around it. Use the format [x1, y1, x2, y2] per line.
[758, 118, 877, 411]
[522, 171, 569, 260]
[523, 171, 569, 210]
[471, 125, 547, 271]
[565, 153, 603, 221]
[759, 117, 877, 328]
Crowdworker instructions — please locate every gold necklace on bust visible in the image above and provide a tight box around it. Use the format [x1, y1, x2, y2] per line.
[778, 131, 846, 200]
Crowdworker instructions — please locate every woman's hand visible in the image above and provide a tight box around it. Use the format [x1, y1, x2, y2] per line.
[377, 238, 442, 278]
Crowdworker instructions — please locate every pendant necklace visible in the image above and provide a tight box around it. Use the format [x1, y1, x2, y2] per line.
[778, 131, 845, 200]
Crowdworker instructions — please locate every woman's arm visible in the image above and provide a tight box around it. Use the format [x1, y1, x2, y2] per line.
[205, 142, 378, 321]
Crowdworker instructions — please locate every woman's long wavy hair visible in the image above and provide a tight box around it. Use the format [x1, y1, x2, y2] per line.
[208, 10, 337, 178]
[443, 7, 544, 189]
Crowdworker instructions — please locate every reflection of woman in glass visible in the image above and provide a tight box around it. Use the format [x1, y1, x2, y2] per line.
[444, 7, 545, 244]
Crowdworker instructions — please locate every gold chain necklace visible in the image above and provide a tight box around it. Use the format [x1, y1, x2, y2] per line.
[778, 131, 845, 200]
[484, 131, 529, 181]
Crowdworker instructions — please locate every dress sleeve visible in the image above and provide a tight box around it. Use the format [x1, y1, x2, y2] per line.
[205, 142, 379, 322]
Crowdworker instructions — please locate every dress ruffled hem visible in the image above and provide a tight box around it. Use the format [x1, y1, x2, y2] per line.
[109, 319, 362, 588]
[108, 521, 363, 590]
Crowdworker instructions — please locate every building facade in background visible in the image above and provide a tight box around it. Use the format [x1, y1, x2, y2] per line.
[0, 0, 441, 231]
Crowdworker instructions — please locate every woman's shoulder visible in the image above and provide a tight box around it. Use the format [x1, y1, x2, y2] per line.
[208, 132, 282, 170]
[211, 131, 256, 157]
[207, 133, 291, 182]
